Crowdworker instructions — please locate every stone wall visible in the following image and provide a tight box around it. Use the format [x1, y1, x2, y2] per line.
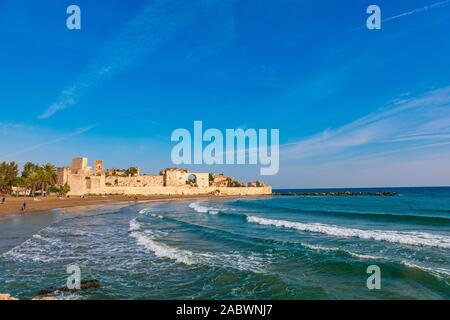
[164, 169, 189, 187]
[87, 175, 105, 194]
[61, 157, 272, 197]
[57, 167, 71, 186]
[193, 173, 209, 188]
[67, 174, 88, 195]
[96, 186, 272, 196]
[164, 170, 209, 188]
[105, 175, 164, 187]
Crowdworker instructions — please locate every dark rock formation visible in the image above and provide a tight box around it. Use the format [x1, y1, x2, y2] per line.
[274, 191, 399, 197]
[37, 279, 101, 295]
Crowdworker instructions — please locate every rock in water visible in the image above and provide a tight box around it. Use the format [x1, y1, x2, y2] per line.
[38, 279, 102, 295]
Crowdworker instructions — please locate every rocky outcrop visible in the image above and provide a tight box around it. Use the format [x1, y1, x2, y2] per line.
[38, 279, 101, 295]
[0, 294, 19, 300]
[0, 293, 63, 300]
[274, 191, 399, 197]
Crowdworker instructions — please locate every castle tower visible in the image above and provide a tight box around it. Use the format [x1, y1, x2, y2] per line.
[72, 157, 87, 170]
[71, 157, 88, 175]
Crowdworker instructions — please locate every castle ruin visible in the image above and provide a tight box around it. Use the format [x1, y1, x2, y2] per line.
[57, 157, 272, 196]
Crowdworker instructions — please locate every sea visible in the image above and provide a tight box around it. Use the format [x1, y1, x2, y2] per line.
[0, 187, 449, 300]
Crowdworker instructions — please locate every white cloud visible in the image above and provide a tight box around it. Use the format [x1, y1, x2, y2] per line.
[282, 86, 450, 161]
[271, 86, 450, 188]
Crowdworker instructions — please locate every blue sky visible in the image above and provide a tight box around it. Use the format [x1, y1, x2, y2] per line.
[1, 0, 450, 188]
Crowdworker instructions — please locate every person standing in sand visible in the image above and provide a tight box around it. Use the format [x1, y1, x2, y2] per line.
[21, 202, 26, 213]
[1, 197, 5, 204]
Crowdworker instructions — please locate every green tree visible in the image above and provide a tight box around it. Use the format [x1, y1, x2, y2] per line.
[40, 163, 57, 196]
[21, 162, 58, 196]
[59, 183, 70, 196]
[209, 173, 214, 185]
[22, 162, 41, 197]
[126, 167, 139, 177]
[0, 161, 19, 194]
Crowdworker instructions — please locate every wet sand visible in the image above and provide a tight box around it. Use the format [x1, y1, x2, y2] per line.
[0, 194, 257, 216]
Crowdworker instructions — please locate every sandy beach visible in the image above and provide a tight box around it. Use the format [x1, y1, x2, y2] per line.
[0, 194, 256, 216]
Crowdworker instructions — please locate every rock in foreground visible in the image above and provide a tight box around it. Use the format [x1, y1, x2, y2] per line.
[0, 294, 19, 300]
[275, 191, 399, 197]
[38, 279, 101, 295]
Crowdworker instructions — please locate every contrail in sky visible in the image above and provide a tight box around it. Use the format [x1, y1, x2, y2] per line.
[1, 125, 96, 158]
[39, 0, 199, 119]
[355, 0, 450, 30]
[383, 0, 450, 22]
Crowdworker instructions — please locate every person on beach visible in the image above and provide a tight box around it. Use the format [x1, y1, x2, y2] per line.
[1, 197, 5, 204]
[21, 202, 26, 213]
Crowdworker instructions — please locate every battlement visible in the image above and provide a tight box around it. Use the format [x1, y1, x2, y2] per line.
[58, 157, 272, 196]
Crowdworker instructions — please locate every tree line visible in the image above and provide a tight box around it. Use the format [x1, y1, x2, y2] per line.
[0, 161, 70, 196]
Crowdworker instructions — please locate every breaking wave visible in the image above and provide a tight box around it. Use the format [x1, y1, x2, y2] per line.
[130, 230, 196, 265]
[3, 233, 70, 263]
[189, 202, 220, 215]
[128, 218, 141, 232]
[232, 200, 450, 225]
[128, 218, 266, 272]
[247, 216, 450, 249]
[129, 218, 194, 265]
[300, 243, 383, 260]
[400, 261, 450, 279]
[139, 208, 154, 214]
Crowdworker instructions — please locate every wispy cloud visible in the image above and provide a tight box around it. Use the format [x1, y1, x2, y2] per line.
[282, 86, 450, 161]
[1, 124, 96, 158]
[272, 88, 450, 188]
[39, 0, 201, 119]
[383, 0, 450, 23]
[0, 122, 25, 131]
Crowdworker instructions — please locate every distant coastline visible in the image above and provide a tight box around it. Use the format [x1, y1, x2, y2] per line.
[4, 186, 448, 216]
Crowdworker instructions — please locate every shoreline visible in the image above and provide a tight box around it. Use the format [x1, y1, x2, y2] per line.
[0, 194, 271, 217]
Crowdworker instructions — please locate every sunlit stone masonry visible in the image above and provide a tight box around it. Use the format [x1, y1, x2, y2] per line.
[57, 157, 272, 196]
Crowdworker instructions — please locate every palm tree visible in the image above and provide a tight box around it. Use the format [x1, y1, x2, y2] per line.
[27, 171, 40, 197]
[22, 162, 41, 197]
[40, 163, 57, 196]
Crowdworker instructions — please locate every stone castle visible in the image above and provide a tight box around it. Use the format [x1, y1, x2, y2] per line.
[57, 157, 272, 196]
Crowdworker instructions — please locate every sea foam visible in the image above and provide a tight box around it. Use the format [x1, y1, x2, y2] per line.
[128, 218, 194, 265]
[301, 243, 382, 260]
[129, 229, 195, 265]
[400, 260, 450, 279]
[128, 219, 266, 272]
[189, 202, 220, 215]
[247, 216, 450, 249]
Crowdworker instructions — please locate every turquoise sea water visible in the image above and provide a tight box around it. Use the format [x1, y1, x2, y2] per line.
[0, 187, 449, 300]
